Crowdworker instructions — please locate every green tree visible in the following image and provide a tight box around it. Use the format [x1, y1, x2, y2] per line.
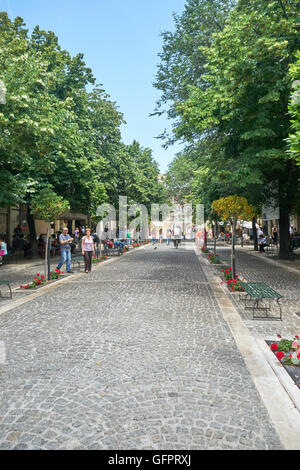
[288, 51, 300, 167]
[31, 188, 69, 279]
[172, 0, 300, 258]
[212, 196, 254, 276]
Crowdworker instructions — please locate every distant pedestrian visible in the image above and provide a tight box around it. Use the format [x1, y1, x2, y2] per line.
[272, 225, 278, 245]
[74, 227, 80, 240]
[159, 227, 163, 243]
[151, 228, 157, 245]
[166, 228, 171, 245]
[0, 236, 7, 265]
[56, 227, 74, 273]
[81, 228, 95, 273]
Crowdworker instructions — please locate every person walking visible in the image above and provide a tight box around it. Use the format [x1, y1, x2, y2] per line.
[0, 236, 7, 266]
[272, 225, 278, 246]
[56, 227, 74, 273]
[173, 226, 181, 248]
[166, 228, 171, 245]
[81, 228, 95, 273]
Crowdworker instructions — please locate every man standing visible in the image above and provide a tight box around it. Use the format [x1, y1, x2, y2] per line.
[57, 227, 74, 273]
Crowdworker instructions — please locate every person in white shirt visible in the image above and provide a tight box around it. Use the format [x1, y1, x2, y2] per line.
[173, 227, 181, 248]
[258, 233, 267, 252]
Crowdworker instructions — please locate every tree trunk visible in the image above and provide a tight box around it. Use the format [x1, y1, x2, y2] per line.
[213, 220, 217, 253]
[45, 224, 51, 281]
[27, 204, 38, 253]
[231, 220, 236, 278]
[279, 207, 290, 259]
[252, 217, 258, 251]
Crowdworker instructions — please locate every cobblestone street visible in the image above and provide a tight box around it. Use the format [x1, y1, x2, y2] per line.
[0, 243, 293, 449]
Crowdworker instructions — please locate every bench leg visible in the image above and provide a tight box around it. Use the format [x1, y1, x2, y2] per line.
[277, 298, 282, 321]
[0, 285, 12, 299]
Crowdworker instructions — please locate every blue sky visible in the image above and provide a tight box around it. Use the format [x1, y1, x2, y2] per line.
[2, 0, 186, 173]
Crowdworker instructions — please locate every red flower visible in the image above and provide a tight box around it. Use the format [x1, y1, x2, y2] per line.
[277, 334, 281, 338]
[36, 273, 40, 277]
[276, 351, 285, 360]
[295, 336, 299, 339]
[270, 343, 278, 351]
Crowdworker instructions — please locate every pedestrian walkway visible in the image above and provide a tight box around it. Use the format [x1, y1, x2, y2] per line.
[209, 243, 300, 336]
[236, 244, 300, 275]
[0, 243, 288, 450]
[0, 257, 63, 307]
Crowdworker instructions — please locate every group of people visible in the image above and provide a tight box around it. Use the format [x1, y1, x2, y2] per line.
[56, 226, 96, 274]
[257, 224, 298, 253]
[151, 227, 184, 247]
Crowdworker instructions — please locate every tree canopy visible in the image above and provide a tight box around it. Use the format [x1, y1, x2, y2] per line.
[155, 0, 300, 258]
[0, 12, 166, 229]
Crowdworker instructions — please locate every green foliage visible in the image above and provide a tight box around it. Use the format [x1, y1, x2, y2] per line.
[30, 188, 70, 222]
[288, 51, 300, 166]
[156, 0, 300, 257]
[0, 12, 165, 221]
[278, 338, 293, 353]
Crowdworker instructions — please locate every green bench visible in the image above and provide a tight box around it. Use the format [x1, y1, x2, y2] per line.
[71, 255, 84, 271]
[238, 280, 282, 320]
[0, 280, 12, 299]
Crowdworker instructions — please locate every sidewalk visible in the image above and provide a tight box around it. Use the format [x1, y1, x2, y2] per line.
[0, 256, 60, 273]
[235, 244, 300, 275]
[195, 242, 300, 449]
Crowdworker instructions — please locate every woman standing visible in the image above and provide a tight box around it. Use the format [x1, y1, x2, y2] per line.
[0, 236, 7, 266]
[81, 228, 95, 273]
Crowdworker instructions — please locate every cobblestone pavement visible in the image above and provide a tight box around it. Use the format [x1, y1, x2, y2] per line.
[0, 244, 283, 449]
[0, 253, 83, 306]
[208, 243, 300, 338]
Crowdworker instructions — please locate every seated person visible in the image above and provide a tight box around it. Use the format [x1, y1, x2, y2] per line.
[50, 234, 60, 256]
[258, 233, 267, 253]
[37, 234, 47, 258]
